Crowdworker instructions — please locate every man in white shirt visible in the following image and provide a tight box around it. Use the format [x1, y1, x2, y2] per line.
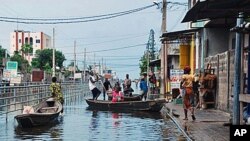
[89, 71, 101, 100]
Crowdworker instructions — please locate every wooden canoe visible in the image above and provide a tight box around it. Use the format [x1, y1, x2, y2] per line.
[85, 98, 166, 112]
[107, 94, 143, 101]
[14, 98, 63, 128]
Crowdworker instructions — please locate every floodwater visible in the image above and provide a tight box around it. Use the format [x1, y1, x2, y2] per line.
[0, 96, 186, 141]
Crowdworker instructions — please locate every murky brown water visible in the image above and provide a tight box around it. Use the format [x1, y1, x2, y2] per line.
[0, 96, 186, 141]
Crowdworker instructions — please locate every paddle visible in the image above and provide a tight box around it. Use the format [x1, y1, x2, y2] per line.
[99, 79, 112, 99]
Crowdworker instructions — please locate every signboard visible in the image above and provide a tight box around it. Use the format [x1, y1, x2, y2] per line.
[3, 70, 11, 79]
[10, 76, 22, 84]
[74, 73, 82, 79]
[5, 61, 18, 78]
[3, 69, 17, 79]
[168, 44, 180, 55]
[170, 69, 183, 89]
[6, 61, 18, 70]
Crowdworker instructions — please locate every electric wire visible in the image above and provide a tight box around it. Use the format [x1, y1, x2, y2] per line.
[0, 2, 187, 24]
[0, 4, 155, 24]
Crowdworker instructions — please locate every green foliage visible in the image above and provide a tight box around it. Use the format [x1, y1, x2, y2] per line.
[31, 49, 66, 70]
[64, 70, 71, 78]
[10, 51, 30, 72]
[0, 45, 9, 65]
[44, 63, 52, 74]
[21, 44, 33, 54]
[31, 58, 40, 68]
[139, 54, 148, 75]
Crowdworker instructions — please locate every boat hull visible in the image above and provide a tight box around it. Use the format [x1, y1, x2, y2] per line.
[85, 98, 166, 112]
[15, 98, 62, 128]
[108, 94, 142, 101]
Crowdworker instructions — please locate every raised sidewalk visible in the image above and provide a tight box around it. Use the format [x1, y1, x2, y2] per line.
[162, 102, 230, 141]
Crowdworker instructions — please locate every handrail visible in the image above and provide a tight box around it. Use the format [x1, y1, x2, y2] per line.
[0, 82, 92, 121]
[239, 94, 250, 124]
[239, 94, 250, 102]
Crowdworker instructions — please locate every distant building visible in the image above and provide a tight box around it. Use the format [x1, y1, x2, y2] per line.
[10, 30, 52, 64]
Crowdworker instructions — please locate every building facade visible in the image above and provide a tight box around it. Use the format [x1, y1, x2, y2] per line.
[10, 30, 52, 63]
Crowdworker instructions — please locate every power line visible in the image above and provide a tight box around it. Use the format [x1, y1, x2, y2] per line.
[55, 34, 147, 48]
[0, 4, 155, 24]
[85, 43, 146, 53]
[63, 43, 146, 54]
[0, 1, 187, 24]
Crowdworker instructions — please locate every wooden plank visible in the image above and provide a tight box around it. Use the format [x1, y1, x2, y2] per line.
[41, 107, 57, 110]
[239, 94, 250, 103]
[240, 101, 243, 125]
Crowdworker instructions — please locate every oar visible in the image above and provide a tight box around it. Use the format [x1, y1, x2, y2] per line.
[99, 79, 112, 99]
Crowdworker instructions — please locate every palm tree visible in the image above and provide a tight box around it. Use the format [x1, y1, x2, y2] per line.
[20, 44, 33, 62]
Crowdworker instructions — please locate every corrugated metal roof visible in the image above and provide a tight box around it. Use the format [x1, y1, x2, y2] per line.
[182, 0, 250, 23]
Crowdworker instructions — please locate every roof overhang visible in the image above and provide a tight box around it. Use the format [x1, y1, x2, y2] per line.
[204, 18, 236, 28]
[149, 59, 161, 67]
[161, 28, 200, 42]
[182, 0, 250, 23]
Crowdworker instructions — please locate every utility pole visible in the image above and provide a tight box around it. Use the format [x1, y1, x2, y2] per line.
[102, 57, 104, 76]
[83, 48, 86, 82]
[74, 40, 76, 82]
[94, 53, 96, 72]
[160, 0, 167, 97]
[146, 43, 150, 99]
[52, 28, 55, 77]
[99, 61, 101, 75]
[233, 12, 243, 125]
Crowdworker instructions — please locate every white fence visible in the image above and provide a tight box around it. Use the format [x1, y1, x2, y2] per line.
[0, 82, 93, 121]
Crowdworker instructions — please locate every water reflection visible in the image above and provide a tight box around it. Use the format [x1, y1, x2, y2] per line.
[112, 112, 121, 128]
[90, 110, 99, 130]
[86, 107, 163, 120]
[0, 99, 184, 141]
[14, 116, 63, 140]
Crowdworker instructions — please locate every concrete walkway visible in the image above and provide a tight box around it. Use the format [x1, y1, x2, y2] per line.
[162, 102, 230, 141]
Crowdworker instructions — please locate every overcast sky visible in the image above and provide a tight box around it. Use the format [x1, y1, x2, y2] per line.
[0, 0, 187, 80]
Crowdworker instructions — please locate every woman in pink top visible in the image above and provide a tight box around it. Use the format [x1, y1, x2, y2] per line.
[112, 86, 124, 102]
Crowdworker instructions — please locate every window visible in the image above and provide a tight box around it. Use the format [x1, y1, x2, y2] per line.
[25, 37, 28, 44]
[36, 39, 40, 43]
[19, 39, 21, 43]
[30, 37, 33, 45]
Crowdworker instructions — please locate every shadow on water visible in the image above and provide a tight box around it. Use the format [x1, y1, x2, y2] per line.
[14, 116, 64, 140]
[0, 96, 186, 140]
[86, 106, 163, 120]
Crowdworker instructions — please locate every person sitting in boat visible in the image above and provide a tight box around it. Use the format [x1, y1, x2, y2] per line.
[49, 77, 64, 105]
[114, 81, 122, 91]
[123, 74, 133, 97]
[112, 86, 124, 103]
[103, 78, 112, 100]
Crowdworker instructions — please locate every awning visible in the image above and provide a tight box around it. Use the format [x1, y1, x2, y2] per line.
[149, 59, 161, 67]
[182, 0, 250, 23]
[161, 28, 200, 42]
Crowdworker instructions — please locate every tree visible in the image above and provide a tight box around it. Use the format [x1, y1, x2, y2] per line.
[139, 53, 148, 75]
[21, 44, 33, 55]
[31, 49, 66, 71]
[10, 51, 31, 73]
[0, 45, 9, 65]
[20, 44, 33, 61]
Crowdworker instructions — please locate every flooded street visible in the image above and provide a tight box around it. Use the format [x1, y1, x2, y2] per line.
[0, 96, 185, 141]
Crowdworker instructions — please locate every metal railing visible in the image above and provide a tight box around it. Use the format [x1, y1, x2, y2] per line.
[0, 82, 93, 121]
